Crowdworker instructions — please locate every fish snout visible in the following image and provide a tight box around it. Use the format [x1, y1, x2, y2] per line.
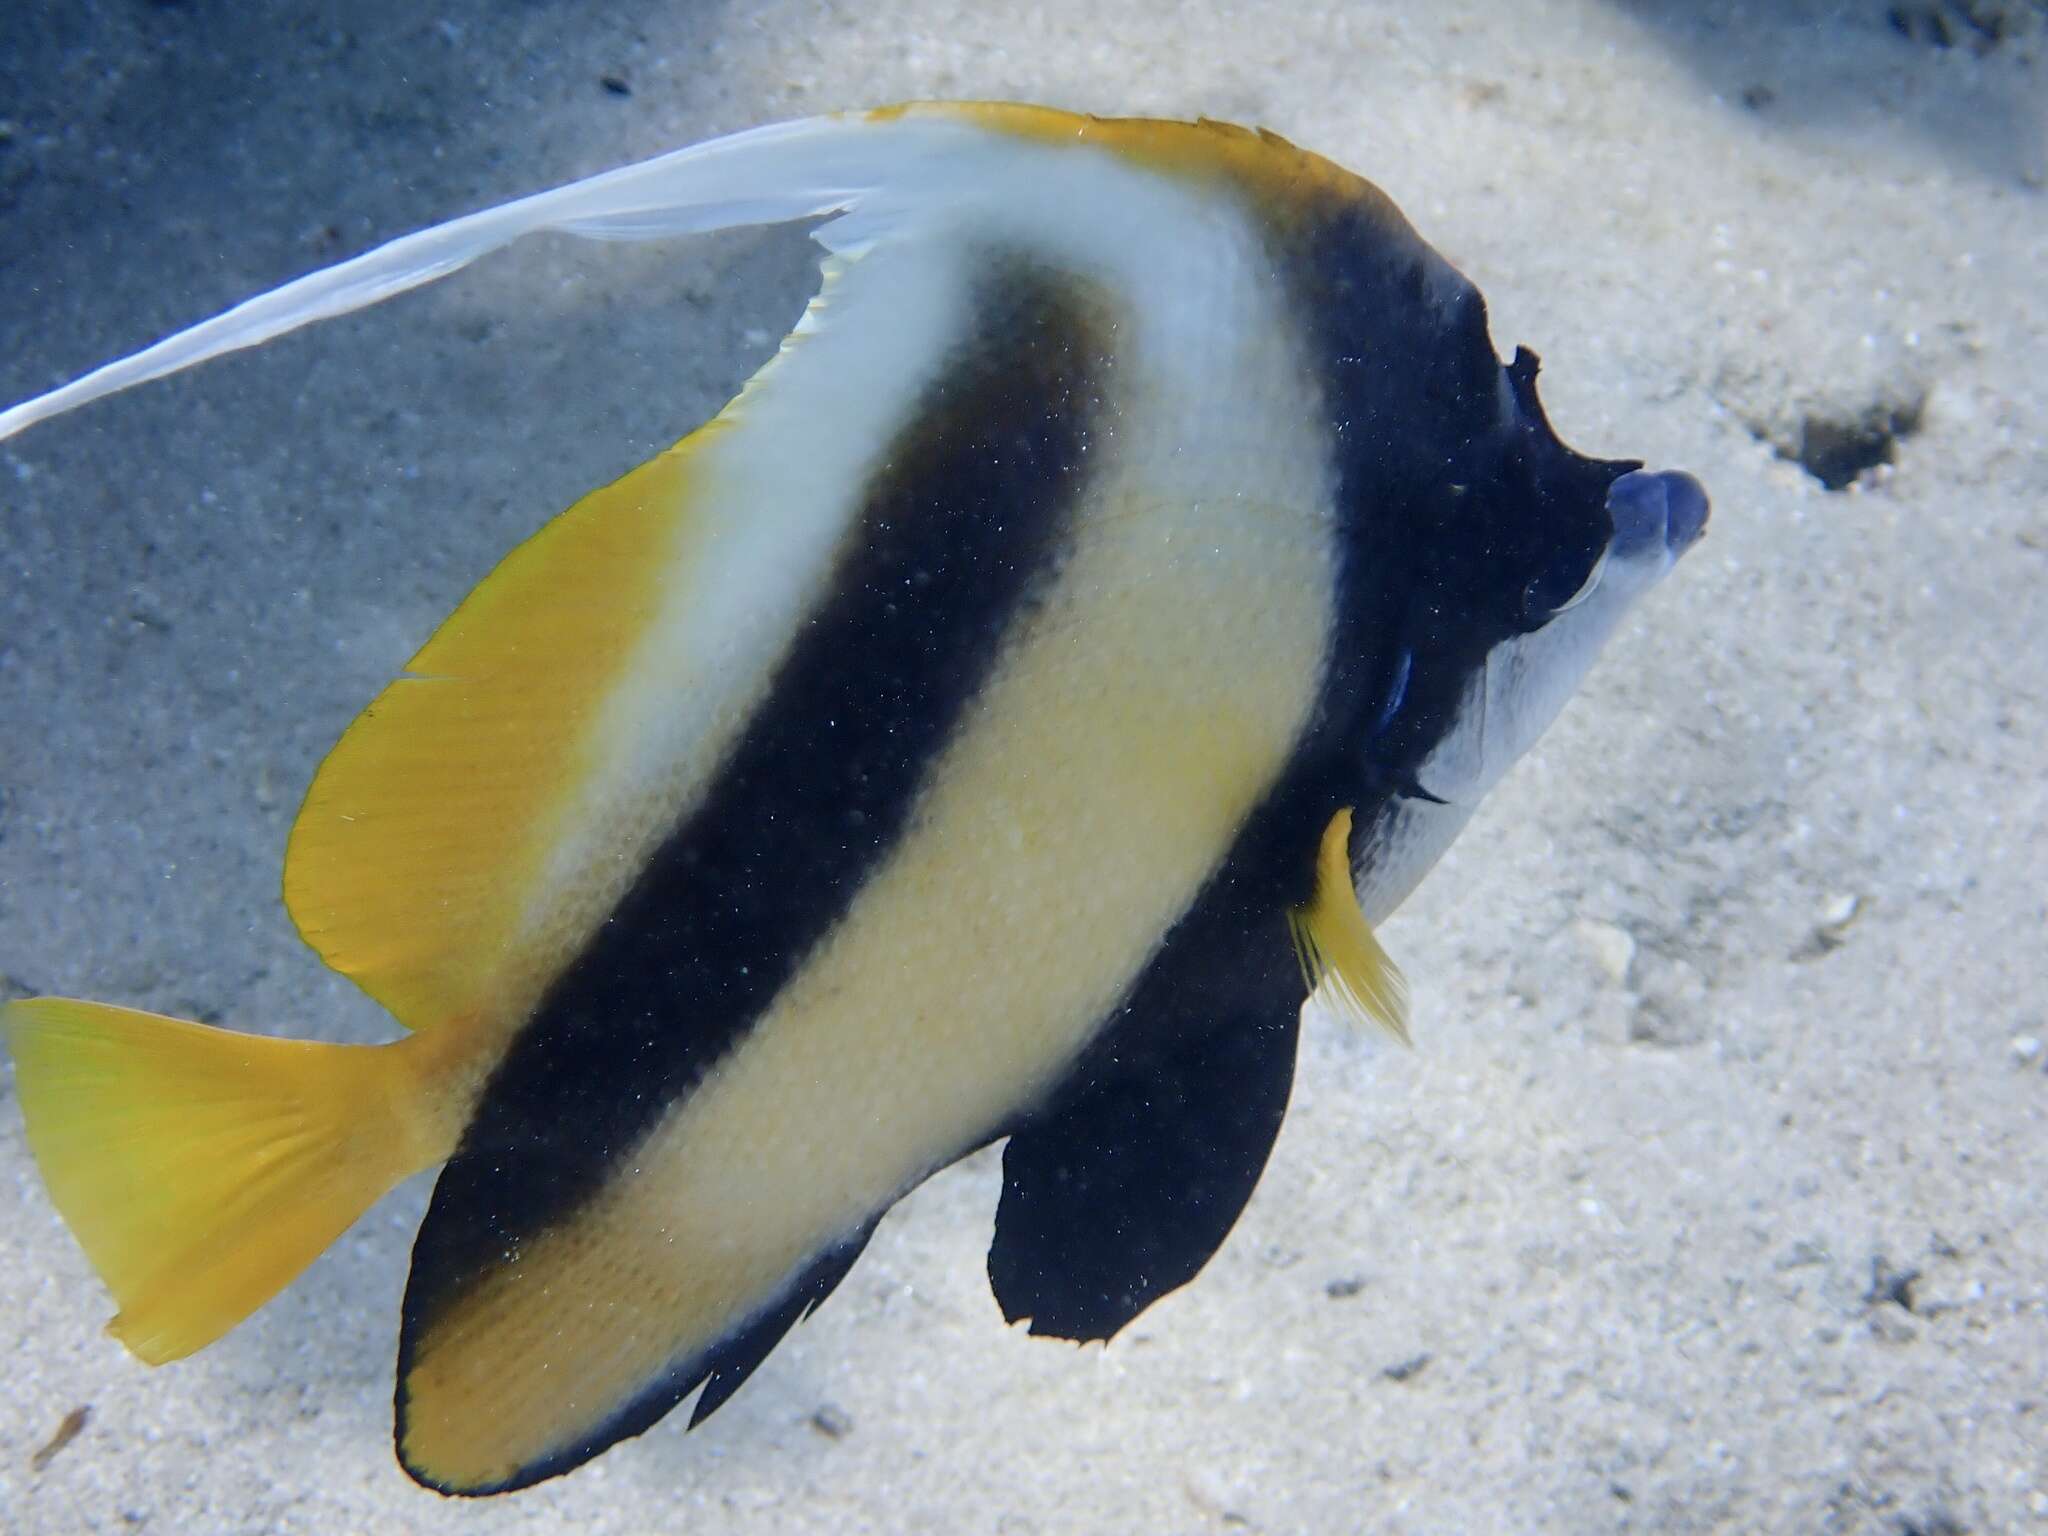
[1607, 469, 1709, 559]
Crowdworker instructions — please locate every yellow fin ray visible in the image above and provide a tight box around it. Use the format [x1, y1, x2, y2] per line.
[2, 999, 457, 1363]
[1287, 808, 1412, 1045]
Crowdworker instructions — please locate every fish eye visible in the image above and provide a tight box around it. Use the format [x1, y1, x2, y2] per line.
[1522, 545, 1608, 622]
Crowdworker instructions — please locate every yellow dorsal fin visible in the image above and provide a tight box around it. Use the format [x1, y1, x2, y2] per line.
[1287, 808, 1412, 1045]
[282, 432, 715, 1033]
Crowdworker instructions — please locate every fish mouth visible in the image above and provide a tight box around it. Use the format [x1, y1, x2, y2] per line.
[1606, 469, 1710, 559]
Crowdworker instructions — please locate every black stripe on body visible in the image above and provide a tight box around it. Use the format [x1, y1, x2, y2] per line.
[981, 191, 1646, 1333]
[401, 264, 1111, 1344]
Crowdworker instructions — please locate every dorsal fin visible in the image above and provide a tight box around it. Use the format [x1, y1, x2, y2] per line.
[280, 430, 718, 1032]
[0, 105, 1387, 447]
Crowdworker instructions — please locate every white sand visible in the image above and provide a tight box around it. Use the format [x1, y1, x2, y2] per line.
[2, 2, 2043, 1531]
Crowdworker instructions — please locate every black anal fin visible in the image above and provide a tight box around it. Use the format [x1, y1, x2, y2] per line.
[987, 1002, 1301, 1343]
[688, 1220, 876, 1427]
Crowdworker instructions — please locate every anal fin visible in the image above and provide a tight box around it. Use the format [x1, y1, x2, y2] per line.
[395, 1144, 878, 1496]
[686, 1221, 875, 1429]
[987, 1001, 1300, 1343]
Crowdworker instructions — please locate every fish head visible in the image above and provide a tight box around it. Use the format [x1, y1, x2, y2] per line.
[1364, 347, 1709, 814]
[1344, 338, 1706, 923]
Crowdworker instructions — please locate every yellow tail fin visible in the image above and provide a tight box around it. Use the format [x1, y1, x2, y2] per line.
[3, 998, 461, 1364]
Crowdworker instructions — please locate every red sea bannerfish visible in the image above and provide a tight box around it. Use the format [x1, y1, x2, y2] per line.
[0, 103, 1706, 1494]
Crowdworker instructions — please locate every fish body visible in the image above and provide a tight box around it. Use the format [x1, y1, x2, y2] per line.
[0, 103, 1707, 1494]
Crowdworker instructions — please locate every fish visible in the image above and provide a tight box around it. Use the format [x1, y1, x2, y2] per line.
[0, 102, 1708, 1494]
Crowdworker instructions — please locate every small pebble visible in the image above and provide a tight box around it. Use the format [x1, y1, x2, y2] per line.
[31, 1404, 91, 1471]
[1795, 891, 1866, 959]
[1381, 1352, 1432, 1382]
[809, 1403, 853, 1440]
[2011, 1034, 2042, 1065]
[1774, 1238, 1828, 1270]
[1818, 892, 1861, 929]
[1573, 919, 1635, 985]
[1865, 1255, 1920, 1312]
[1183, 1463, 1249, 1521]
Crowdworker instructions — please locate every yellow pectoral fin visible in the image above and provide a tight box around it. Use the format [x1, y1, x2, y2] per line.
[1288, 808, 1412, 1045]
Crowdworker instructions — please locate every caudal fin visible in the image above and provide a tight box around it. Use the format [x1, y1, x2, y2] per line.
[3, 998, 457, 1364]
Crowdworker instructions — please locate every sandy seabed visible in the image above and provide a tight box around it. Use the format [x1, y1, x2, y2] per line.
[2, 2, 2043, 1532]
